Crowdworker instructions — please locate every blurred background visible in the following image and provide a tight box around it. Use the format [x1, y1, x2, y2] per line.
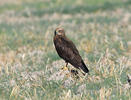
[0, 0, 131, 100]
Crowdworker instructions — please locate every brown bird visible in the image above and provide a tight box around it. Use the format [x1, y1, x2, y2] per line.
[53, 27, 89, 74]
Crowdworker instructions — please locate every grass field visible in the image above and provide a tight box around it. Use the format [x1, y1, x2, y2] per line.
[0, 0, 131, 100]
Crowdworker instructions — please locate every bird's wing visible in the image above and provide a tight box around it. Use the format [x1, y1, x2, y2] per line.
[61, 36, 80, 56]
[54, 36, 82, 67]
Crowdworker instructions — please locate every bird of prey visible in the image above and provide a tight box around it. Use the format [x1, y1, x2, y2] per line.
[53, 27, 89, 74]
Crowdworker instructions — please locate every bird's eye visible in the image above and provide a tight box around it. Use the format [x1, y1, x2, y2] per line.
[58, 30, 63, 33]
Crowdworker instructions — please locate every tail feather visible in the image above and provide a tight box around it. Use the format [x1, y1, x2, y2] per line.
[80, 60, 89, 73]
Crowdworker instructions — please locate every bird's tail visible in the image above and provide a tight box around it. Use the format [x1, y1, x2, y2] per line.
[80, 60, 89, 73]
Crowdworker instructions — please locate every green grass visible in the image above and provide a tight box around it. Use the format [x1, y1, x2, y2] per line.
[0, 0, 131, 100]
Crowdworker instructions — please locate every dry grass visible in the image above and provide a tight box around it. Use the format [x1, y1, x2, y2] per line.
[0, 0, 131, 100]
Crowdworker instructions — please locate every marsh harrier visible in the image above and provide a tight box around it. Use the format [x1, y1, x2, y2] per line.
[53, 27, 89, 74]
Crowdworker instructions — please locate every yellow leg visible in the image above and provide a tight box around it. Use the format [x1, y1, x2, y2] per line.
[61, 62, 69, 71]
[60, 62, 70, 76]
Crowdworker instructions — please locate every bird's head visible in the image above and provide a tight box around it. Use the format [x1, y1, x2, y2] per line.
[54, 27, 65, 36]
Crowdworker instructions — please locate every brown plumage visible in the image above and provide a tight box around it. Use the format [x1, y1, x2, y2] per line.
[53, 27, 89, 73]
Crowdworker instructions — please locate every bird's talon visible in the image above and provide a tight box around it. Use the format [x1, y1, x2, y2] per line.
[61, 66, 68, 71]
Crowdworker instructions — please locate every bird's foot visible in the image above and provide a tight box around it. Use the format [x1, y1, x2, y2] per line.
[61, 66, 69, 71]
[60, 66, 70, 76]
